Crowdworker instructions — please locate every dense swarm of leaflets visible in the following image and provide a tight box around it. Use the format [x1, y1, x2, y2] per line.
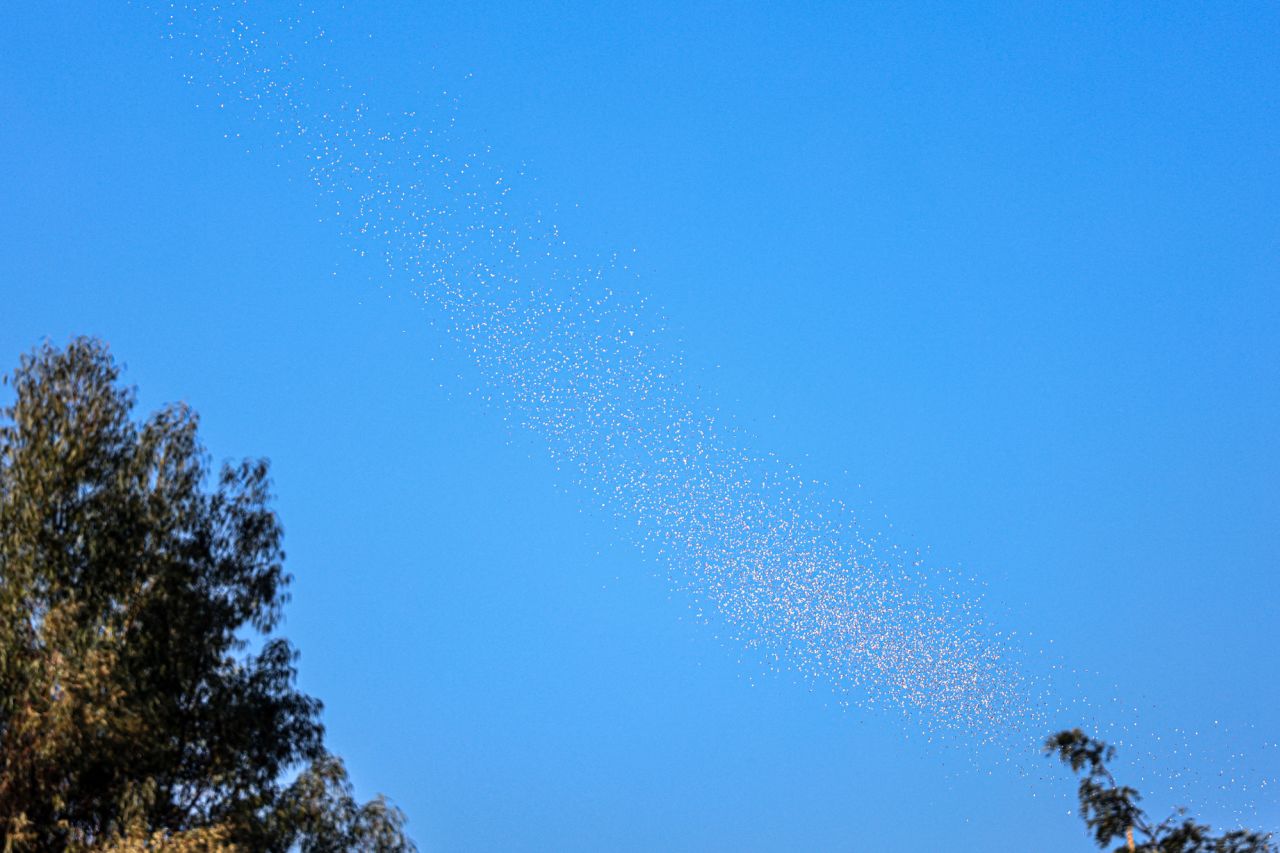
[157, 0, 1033, 750]
[0, 338, 413, 852]
[1046, 730, 1276, 853]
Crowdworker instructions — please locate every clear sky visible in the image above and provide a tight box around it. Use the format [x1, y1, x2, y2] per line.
[2, 3, 1278, 850]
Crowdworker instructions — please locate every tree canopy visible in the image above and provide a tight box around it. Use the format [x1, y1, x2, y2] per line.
[1047, 728, 1275, 853]
[0, 338, 413, 851]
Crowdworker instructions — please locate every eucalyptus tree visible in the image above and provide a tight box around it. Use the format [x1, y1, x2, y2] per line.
[1047, 729, 1274, 853]
[0, 338, 412, 851]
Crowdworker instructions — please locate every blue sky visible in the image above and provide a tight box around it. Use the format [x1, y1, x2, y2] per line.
[2, 2, 1278, 850]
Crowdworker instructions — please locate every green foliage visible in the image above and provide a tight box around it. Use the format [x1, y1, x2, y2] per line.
[1046, 729, 1275, 853]
[0, 338, 413, 851]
